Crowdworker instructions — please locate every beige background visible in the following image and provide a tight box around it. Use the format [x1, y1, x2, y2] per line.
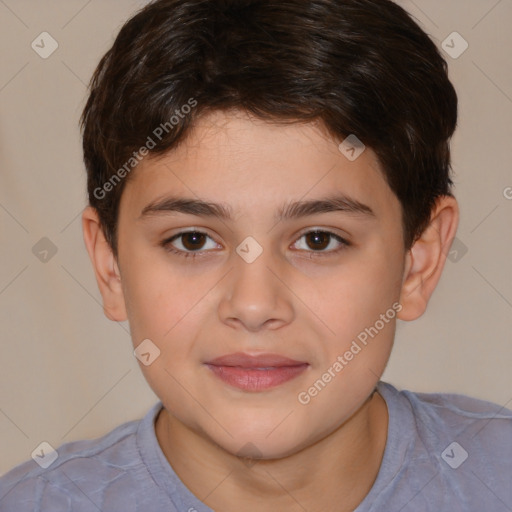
[0, 0, 511, 475]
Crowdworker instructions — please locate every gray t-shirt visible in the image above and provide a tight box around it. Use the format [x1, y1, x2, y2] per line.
[1, 381, 511, 511]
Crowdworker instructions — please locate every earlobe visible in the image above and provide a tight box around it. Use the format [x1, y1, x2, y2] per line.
[397, 195, 459, 322]
[82, 206, 127, 322]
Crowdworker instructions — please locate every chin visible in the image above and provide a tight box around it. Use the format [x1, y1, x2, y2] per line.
[226, 436, 301, 461]
[205, 421, 308, 461]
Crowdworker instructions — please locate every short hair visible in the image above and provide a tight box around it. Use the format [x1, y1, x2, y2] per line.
[80, 0, 458, 257]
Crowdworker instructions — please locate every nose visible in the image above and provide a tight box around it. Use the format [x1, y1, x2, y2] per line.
[217, 244, 295, 332]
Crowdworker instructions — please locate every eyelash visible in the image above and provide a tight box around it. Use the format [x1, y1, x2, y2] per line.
[161, 229, 350, 260]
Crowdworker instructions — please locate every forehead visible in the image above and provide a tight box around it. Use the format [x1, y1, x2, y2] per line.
[120, 110, 399, 223]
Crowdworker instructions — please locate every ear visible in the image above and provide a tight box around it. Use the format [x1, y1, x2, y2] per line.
[397, 195, 459, 321]
[82, 206, 127, 322]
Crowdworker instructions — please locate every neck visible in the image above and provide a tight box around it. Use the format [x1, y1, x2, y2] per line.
[155, 390, 388, 512]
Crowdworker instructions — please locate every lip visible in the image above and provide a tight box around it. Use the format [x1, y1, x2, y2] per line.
[206, 352, 307, 367]
[205, 352, 309, 391]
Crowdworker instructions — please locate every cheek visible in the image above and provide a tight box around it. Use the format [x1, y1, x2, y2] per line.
[124, 261, 205, 417]
[122, 256, 214, 378]
[120, 255, 181, 344]
[295, 267, 399, 420]
[301, 253, 402, 395]
[318, 257, 401, 339]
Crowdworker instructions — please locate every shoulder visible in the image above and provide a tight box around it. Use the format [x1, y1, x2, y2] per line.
[387, 381, 511, 425]
[0, 402, 162, 512]
[379, 381, 512, 447]
[376, 381, 512, 509]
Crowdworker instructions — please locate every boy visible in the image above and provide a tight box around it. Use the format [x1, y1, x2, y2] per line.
[1, 0, 511, 510]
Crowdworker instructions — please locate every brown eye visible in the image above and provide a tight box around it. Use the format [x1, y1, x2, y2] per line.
[181, 231, 207, 251]
[162, 230, 220, 258]
[304, 231, 331, 250]
[293, 230, 349, 256]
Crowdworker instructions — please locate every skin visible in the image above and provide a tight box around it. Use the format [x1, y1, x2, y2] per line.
[83, 109, 459, 511]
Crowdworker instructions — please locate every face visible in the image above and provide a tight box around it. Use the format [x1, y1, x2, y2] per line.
[115, 109, 406, 458]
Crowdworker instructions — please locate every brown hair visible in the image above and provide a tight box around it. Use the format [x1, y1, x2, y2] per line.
[80, 0, 458, 257]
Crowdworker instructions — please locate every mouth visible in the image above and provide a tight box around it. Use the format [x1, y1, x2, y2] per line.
[204, 352, 309, 392]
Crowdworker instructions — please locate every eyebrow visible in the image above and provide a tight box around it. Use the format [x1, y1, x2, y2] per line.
[139, 194, 376, 222]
